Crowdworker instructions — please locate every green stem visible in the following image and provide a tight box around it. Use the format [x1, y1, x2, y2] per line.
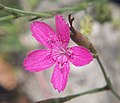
[96, 56, 120, 100]
[0, 15, 17, 21]
[0, 2, 89, 21]
[64, 85, 109, 100]
[0, 4, 52, 17]
[110, 87, 120, 100]
[35, 85, 109, 103]
[96, 56, 108, 83]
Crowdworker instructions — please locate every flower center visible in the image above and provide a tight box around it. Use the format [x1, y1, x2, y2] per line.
[51, 47, 74, 69]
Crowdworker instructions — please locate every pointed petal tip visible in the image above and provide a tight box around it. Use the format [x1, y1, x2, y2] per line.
[55, 14, 62, 18]
[30, 21, 39, 28]
[55, 14, 67, 24]
[58, 89, 63, 93]
[30, 21, 44, 32]
[52, 82, 63, 93]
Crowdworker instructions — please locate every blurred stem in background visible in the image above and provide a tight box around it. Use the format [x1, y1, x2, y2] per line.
[0, 0, 112, 22]
[0, 2, 89, 21]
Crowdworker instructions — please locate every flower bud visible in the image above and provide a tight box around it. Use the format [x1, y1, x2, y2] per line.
[68, 14, 97, 54]
[70, 31, 97, 54]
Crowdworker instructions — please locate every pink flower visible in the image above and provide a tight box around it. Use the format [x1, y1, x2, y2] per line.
[23, 15, 93, 92]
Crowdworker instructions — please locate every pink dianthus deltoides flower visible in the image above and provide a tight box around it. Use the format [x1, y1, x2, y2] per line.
[23, 15, 93, 92]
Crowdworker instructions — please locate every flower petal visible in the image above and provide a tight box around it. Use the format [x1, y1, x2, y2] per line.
[55, 15, 70, 48]
[31, 21, 58, 48]
[23, 50, 55, 72]
[68, 46, 93, 66]
[51, 62, 70, 92]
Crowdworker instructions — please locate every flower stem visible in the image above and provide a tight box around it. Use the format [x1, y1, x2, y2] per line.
[0, 2, 89, 21]
[110, 88, 120, 100]
[96, 56, 108, 84]
[0, 15, 17, 21]
[35, 85, 109, 103]
[96, 56, 120, 100]
[0, 4, 52, 18]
